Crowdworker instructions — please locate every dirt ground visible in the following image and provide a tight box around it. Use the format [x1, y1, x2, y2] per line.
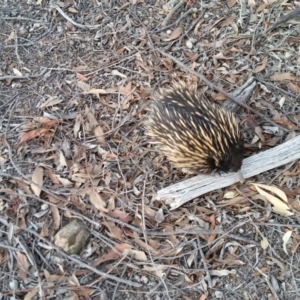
[1, 1, 300, 299]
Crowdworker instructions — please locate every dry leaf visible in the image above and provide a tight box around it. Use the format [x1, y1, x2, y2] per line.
[24, 286, 39, 300]
[5, 30, 15, 43]
[68, 7, 78, 13]
[39, 98, 63, 108]
[253, 57, 268, 73]
[261, 237, 269, 250]
[221, 16, 235, 27]
[163, 27, 182, 41]
[248, 0, 256, 7]
[74, 114, 82, 137]
[282, 230, 292, 255]
[77, 80, 90, 91]
[108, 209, 133, 223]
[94, 125, 106, 144]
[50, 205, 60, 230]
[17, 128, 49, 146]
[270, 73, 296, 81]
[16, 251, 30, 279]
[89, 190, 107, 211]
[253, 183, 293, 216]
[93, 243, 132, 266]
[87, 88, 110, 94]
[55, 175, 73, 187]
[13, 68, 23, 76]
[227, 0, 237, 8]
[76, 72, 89, 81]
[287, 82, 300, 93]
[128, 249, 147, 261]
[103, 221, 124, 241]
[31, 166, 43, 197]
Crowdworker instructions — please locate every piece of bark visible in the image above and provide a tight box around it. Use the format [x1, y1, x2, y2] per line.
[155, 135, 300, 210]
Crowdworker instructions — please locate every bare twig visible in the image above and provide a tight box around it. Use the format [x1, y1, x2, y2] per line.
[265, 9, 300, 34]
[50, 1, 99, 30]
[162, 0, 186, 27]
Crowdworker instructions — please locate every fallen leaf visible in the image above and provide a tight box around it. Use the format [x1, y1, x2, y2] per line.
[39, 98, 63, 108]
[31, 166, 43, 197]
[103, 221, 124, 241]
[253, 57, 268, 73]
[261, 237, 269, 250]
[16, 251, 30, 279]
[248, 0, 256, 7]
[253, 183, 293, 216]
[287, 82, 300, 93]
[17, 128, 50, 146]
[89, 190, 107, 211]
[163, 26, 182, 41]
[13, 68, 23, 76]
[94, 125, 106, 144]
[227, 0, 237, 8]
[108, 209, 133, 223]
[282, 230, 292, 255]
[50, 205, 60, 230]
[87, 88, 110, 94]
[77, 80, 90, 91]
[221, 16, 235, 27]
[76, 72, 89, 81]
[270, 73, 296, 81]
[5, 30, 15, 43]
[128, 249, 147, 261]
[93, 243, 132, 266]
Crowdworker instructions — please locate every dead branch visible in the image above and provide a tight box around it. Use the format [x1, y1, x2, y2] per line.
[156, 135, 300, 210]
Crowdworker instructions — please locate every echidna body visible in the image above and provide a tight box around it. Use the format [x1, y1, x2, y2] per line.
[147, 82, 244, 177]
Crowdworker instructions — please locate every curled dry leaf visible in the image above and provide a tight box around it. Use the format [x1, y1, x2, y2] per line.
[50, 205, 60, 230]
[16, 251, 30, 279]
[282, 230, 292, 255]
[77, 80, 90, 91]
[89, 190, 107, 211]
[228, 0, 237, 8]
[39, 98, 63, 109]
[31, 166, 43, 197]
[252, 183, 293, 216]
[103, 221, 124, 241]
[261, 237, 269, 250]
[93, 243, 132, 266]
[163, 26, 182, 41]
[87, 88, 109, 94]
[17, 128, 49, 146]
[94, 125, 106, 144]
[253, 57, 268, 73]
[270, 73, 296, 81]
[107, 209, 133, 223]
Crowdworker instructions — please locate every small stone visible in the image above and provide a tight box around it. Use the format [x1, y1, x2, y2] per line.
[186, 40, 193, 49]
[54, 219, 90, 255]
[141, 276, 148, 284]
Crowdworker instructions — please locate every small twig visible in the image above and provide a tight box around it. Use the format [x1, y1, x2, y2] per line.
[265, 9, 300, 34]
[178, 7, 206, 44]
[14, 30, 23, 65]
[50, 1, 99, 30]
[197, 237, 212, 288]
[162, 0, 186, 27]
[156, 49, 289, 132]
[0, 71, 47, 81]
[255, 267, 280, 300]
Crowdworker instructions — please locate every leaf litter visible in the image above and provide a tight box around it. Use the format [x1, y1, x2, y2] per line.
[1, 0, 300, 299]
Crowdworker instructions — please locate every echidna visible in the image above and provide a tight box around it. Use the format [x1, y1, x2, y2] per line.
[147, 82, 244, 181]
